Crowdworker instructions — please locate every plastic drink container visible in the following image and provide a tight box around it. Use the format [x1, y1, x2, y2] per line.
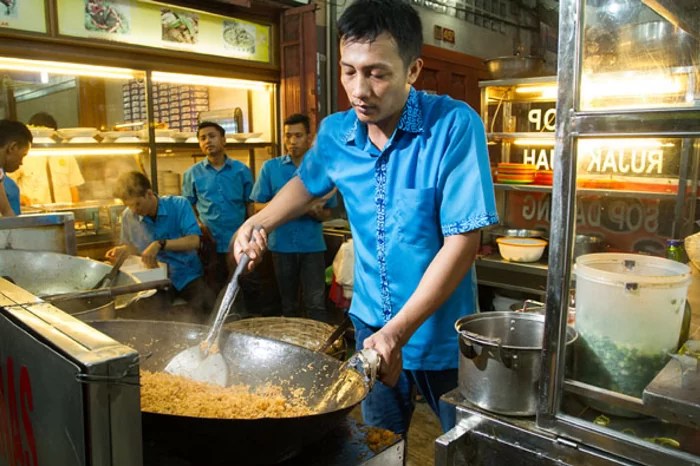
[574, 253, 691, 398]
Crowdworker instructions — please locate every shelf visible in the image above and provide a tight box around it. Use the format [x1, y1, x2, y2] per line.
[475, 255, 548, 296]
[487, 132, 555, 142]
[493, 183, 683, 199]
[479, 75, 557, 88]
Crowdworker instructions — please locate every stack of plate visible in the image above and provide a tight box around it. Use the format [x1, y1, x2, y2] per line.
[533, 170, 554, 185]
[496, 163, 537, 184]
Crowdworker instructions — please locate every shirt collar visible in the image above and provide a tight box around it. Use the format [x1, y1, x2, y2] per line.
[342, 87, 423, 145]
[280, 154, 294, 165]
[203, 155, 232, 169]
[138, 196, 167, 223]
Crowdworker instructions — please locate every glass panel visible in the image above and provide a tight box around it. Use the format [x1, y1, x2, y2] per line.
[150, 71, 275, 197]
[581, 0, 700, 110]
[567, 134, 698, 452]
[0, 57, 146, 244]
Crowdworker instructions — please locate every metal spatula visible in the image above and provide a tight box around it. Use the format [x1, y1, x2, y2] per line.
[163, 252, 250, 386]
[92, 248, 129, 289]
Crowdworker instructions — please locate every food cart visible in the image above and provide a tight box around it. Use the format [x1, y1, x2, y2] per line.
[437, 0, 700, 464]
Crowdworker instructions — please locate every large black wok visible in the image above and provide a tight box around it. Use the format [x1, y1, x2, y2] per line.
[89, 319, 368, 465]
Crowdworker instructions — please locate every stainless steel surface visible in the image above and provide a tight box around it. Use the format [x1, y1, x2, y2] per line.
[0, 250, 141, 319]
[0, 279, 142, 466]
[164, 253, 250, 386]
[485, 56, 546, 79]
[437, 390, 641, 466]
[573, 234, 605, 258]
[618, 20, 697, 67]
[643, 353, 700, 429]
[475, 256, 548, 297]
[455, 312, 577, 416]
[0, 212, 76, 254]
[89, 319, 370, 465]
[489, 227, 548, 239]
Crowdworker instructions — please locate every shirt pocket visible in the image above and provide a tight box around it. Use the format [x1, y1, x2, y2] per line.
[396, 188, 440, 248]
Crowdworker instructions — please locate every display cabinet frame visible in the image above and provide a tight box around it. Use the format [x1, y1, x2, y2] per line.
[537, 1, 700, 465]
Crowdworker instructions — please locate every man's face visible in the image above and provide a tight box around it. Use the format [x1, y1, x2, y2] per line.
[198, 126, 226, 158]
[339, 32, 422, 129]
[284, 122, 311, 159]
[2, 142, 30, 173]
[123, 191, 155, 217]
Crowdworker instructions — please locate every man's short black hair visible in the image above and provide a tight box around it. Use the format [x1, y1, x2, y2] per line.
[113, 171, 152, 200]
[28, 112, 58, 130]
[283, 113, 310, 134]
[0, 120, 33, 148]
[198, 121, 225, 137]
[337, 0, 423, 68]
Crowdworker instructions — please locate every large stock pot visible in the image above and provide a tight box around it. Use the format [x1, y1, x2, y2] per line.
[455, 311, 578, 416]
[0, 250, 141, 320]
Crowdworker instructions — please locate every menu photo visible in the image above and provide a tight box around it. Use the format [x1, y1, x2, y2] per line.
[84, 0, 130, 35]
[160, 8, 199, 45]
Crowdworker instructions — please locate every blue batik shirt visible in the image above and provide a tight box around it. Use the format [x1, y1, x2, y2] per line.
[250, 154, 337, 253]
[4, 177, 20, 215]
[298, 87, 498, 370]
[120, 195, 203, 291]
[182, 156, 253, 253]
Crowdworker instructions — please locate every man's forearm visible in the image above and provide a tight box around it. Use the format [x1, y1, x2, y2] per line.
[247, 177, 317, 232]
[383, 231, 481, 346]
[158, 234, 200, 251]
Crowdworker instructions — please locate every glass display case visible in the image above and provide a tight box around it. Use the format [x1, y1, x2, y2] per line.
[539, 0, 700, 465]
[0, 56, 277, 254]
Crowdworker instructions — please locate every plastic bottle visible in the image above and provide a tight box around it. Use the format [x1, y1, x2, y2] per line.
[666, 238, 688, 263]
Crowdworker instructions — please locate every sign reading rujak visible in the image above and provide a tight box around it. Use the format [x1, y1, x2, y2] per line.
[0, 0, 47, 33]
[56, 0, 270, 63]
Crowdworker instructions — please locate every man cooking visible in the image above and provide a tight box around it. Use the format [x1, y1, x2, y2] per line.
[0, 119, 32, 217]
[107, 170, 216, 321]
[233, 0, 498, 441]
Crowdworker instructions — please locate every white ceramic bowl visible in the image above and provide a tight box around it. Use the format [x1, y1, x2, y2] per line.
[496, 237, 548, 263]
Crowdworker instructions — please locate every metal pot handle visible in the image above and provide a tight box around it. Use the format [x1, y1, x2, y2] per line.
[459, 330, 505, 363]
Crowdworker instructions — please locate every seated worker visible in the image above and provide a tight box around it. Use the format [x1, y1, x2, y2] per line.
[0, 119, 32, 217]
[12, 112, 84, 205]
[106, 171, 216, 321]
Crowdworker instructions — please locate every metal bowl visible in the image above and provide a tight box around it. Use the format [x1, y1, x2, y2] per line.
[618, 21, 697, 67]
[485, 56, 545, 79]
[490, 227, 548, 239]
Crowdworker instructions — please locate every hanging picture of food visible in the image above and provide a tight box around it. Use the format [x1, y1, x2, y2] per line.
[223, 20, 256, 55]
[161, 8, 198, 44]
[1, 0, 17, 17]
[84, 0, 129, 34]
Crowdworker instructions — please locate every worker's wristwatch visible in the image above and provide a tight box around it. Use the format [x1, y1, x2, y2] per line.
[158, 239, 167, 251]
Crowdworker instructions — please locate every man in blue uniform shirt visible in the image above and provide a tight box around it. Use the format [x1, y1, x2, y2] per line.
[107, 171, 216, 321]
[233, 0, 498, 438]
[250, 113, 337, 321]
[182, 121, 254, 293]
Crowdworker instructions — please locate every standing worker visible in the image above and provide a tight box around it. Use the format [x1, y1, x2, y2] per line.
[250, 113, 337, 322]
[233, 0, 498, 439]
[12, 112, 84, 206]
[0, 120, 32, 216]
[182, 121, 254, 295]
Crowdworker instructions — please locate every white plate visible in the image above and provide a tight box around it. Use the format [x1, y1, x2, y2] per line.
[186, 136, 198, 143]
[156, 137, 176, 143]
[102, 130, 141, 140]
[228, 132, 263, 142]
[68, 136, 98, 143]
[33, 137, 56, 144]
[57, 127, 99, 139]
[115, 136, 141, 143]
[174, 131, 195, 141]
[28, 127, 56, 138]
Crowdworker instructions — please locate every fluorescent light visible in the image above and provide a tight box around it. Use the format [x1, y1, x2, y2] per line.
[513, 138, 555, 147]
[514, 85, 558, 99]
[578, 139, 675, 150]
[582, 72, 684, 99]
[152, 71, 271, 91]
[29, 148, 143, 157]
[0, 57, 138, 80]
